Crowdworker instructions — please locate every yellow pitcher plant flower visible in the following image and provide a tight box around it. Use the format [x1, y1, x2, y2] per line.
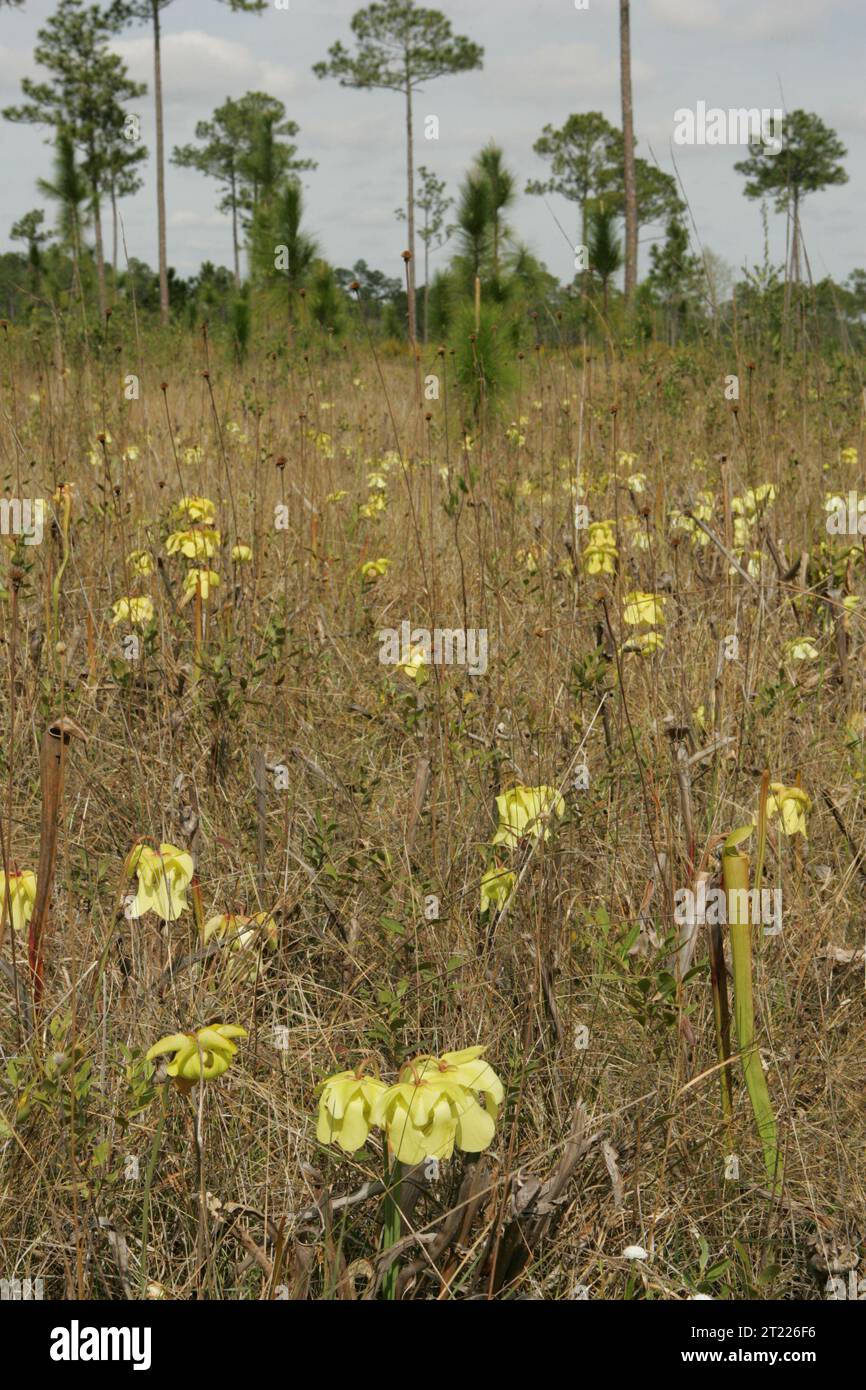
[202, 912, 277, 978]
[623, 629, 665, 655]
[312, 431, 335, 458]
[316, 1068, 388, 1153]
[146, 1024, 246, 1083]
[505, 417, 528, 445]
[582, 521, 617, 576]
[360, 557, 390, 582]
[231, 543, 253, 563]
[166, 527, 220, 560]
[315, 1047, 503, 1163]
[397, 643, 429, 686]
[480, 865, 516, 914]
[173, 495, 215, 525]
[126, 842, 194, 921]
[783, 637, 819, 662]
[370, 1056, 498, 1164]
[766, 784, 811, 838]
[127, 549, 154, 576]
[515, 548, 538, 574]
[181, 568, 220, 604]
[622, 592, 665, 627]
[0, 869, 37, 932]
[111, 595, 154, 627]
[745, 551, 764, 580]
[203, 911, 277, 946]
[622, 516, 650, 552]
[670, 490, 714, 546]
[732, 517, 752, 554]
[359, 493, 387, 519]
[434, 1046, 504, 1122]
[734, 483, 777, 522]
[492, 784, 565, 850]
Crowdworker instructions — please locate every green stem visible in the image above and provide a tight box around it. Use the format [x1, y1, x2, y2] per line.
[381, 1158, 403, 1301]
[753, 771, 770, 920]
[723, 840, 782, 1192]
[52, 493, 71, 650]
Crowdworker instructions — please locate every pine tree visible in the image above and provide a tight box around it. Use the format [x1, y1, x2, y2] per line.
[173, 93, 315, 288]
[588, 202, 623, 314]
[734, 109, 847, 285]
[477, 144, 515, 280]
[314, 0, 482, 346]
[37, 129, 89, 277]
[527, 112, 621, 260]
[109, 0, 267, 322]
[4, 0, 144, 319]
[395, 166, 452, 342]
[10, 209, 51, 294]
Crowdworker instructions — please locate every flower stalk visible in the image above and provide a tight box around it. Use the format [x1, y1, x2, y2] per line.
[29, 717, 87, 1011]
[723, 827, 782, 1192]
[192, 577, 203, 684]
[51, 486, 72, 651]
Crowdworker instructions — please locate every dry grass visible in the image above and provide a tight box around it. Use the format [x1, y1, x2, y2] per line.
[1, 326, 864, 1300]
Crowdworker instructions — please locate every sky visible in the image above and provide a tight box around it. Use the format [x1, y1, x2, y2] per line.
[1, 0, 863, 289]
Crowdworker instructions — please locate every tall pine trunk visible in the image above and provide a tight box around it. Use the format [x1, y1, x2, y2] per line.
[152, 0, 169, 323]
[619, 0, 638, 303]
[111, 182, 118, 281]
[791, 191, 801, 284]
[423, 207, 429, 345]
[91, 182, 108, 319]
[404, 73, 417, 346]
[69, 205, 81, 291]
[230, 166, 240, 289]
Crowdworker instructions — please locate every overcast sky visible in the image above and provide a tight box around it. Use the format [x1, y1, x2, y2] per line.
[1, 0, 863, 288]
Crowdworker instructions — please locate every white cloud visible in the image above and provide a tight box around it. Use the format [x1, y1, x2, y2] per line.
[305, 111, 393, 154]
[649, 0, 724, 31]
[494, 42, 653, 103]
[735, 0, 823, 40]
[169, 209, 229, 230]
[112, 31, 301, 108]
[649, 0, 849, 40]
[0, 42, 38, 103]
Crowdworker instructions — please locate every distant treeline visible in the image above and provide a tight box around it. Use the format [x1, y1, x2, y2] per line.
[2, 0, 863, 362]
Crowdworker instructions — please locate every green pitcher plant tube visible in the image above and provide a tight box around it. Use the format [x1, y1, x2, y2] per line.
[723, 824, 782, 1193]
